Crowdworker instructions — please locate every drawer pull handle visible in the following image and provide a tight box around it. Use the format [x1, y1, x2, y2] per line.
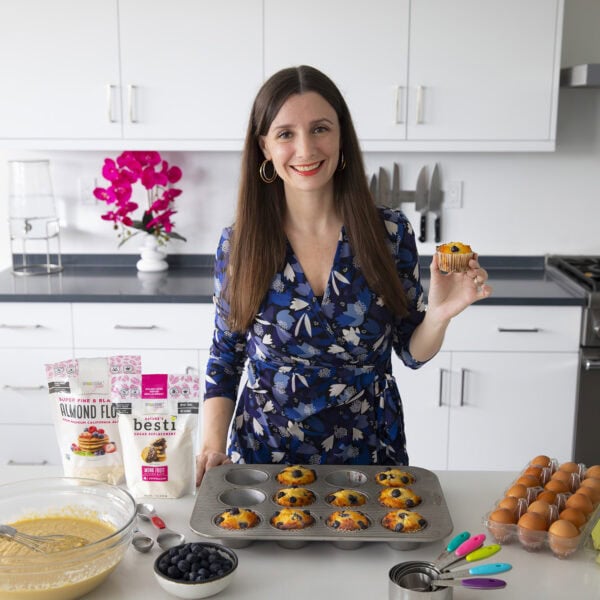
[438, 368, 448, 407]
[3, 385, 45, 391]
[460, 368, 470, 407]
[7, 459, 49, 466]
[113, 324, 158, 330]
[0, 324, 43, 329]
[584, 359, 600, 371]
[497, 327, 540, 333]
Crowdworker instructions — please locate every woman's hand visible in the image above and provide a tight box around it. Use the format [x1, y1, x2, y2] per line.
[196, 450, 232, 487]
[426, 253, 492, 323]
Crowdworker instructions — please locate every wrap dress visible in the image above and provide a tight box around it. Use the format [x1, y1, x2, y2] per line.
[204, 207, 427, 466]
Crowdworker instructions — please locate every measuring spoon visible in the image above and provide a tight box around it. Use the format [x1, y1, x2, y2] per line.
[136, 503, 185, 549]
[131, 528, 154, 553]
[432, 577, 507, 590]
[435, 530, 471, 562]
[441, 543, 503, 572]
[436, 562, 512, 580]
[435, 533, 486, 570]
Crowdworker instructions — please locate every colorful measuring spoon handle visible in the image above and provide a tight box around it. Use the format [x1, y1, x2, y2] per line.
[462, 578, 506, 590]
[454, 533, 486, 557]
[468, 562, 512, 576]
[465, 543, 502, 562]
[435, 531, 470, 561]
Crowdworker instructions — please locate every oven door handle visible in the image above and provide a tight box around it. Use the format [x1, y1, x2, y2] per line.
[584, 359, 600, 371]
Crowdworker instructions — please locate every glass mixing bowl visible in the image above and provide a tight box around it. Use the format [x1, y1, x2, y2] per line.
[0, 477, 136, 600]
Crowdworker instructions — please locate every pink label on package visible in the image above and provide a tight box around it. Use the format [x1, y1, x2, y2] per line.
[141, 374, 168, 399]
[142, 465, 168, 481]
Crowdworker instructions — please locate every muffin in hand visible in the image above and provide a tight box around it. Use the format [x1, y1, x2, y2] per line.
[436, 241, 474, 273]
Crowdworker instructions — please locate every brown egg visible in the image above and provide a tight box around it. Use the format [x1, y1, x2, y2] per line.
[488, 507, 516, 543]
[559, 461, 580, 474]
[566, 492, 594, 515]
[531, 455, 551, 468]
[518, 511, 548, 530]
[559, 507, 587, 529]
[524, 465, 544, 479]
[518, 511, 548, 549]
[516, 474, 541, 488]
[548, 519, 580, 558]
[544, 479, 569, 495]
[573, 485, 597, 506]
[506, 483, 528, 499]
[551, 470, 574, 486]
[584, 465, 600, 480]
[537, 490, 557, 504]
[497, 496, 519, 513]
[527, 500, 552, 524]
[579, 477, 600, 502]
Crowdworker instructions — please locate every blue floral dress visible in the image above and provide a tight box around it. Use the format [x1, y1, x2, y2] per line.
[205, 207, 427, 466]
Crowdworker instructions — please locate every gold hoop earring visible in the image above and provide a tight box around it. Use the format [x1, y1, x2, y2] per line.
[259, 159, 277, 183]
[337, 151, 346, 171]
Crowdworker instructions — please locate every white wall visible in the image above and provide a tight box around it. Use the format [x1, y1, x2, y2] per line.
[1, 0, 599, 270]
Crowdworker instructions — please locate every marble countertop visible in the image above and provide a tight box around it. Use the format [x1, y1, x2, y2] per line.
[0, 255, 587, 306]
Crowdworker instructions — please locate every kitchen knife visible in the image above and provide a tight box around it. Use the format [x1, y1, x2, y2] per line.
[378, 167, 390, 207]
[429, 163, 444, 243]
[414, 166, 428, 242]
[391, 163, 401, 209]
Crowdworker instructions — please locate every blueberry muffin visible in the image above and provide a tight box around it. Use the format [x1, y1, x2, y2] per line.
[270, 508, 315, 530]
[375, 469, 415, 487]
[276, 465, 317, 486]
[378, 487, 422, 509]
[436, 241, 474, 273]
[381, 510, 427, 533]
[326, 510, 370, 531]
[273, 487, 316, 507]
[324, 489, 367, 507]
[215, 508, 260, 530]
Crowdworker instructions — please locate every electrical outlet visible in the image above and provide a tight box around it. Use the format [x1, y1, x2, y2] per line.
[78, 177, 98, 205]
[445, 181, 463, 209]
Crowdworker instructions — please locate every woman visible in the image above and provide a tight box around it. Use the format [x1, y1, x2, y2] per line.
[196, 66, 491, 485]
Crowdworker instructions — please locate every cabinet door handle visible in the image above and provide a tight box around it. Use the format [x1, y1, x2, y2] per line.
[438, 368, 448, 407]
[497, 327, 540, 333]
[416, 85, 425, 124]
[3, 384, 45, 391]
[7, 459, 49, 466]
[106, 83, 117, 123]
[459, 368, 470, 406]
[0, 323, 43, 329]
[128, 84, 138, 123]
[113, 324, 157, 330]
[394, 86, 405, 124]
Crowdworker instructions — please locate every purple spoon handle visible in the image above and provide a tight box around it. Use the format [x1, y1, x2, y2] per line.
[462, 578, 507, 590]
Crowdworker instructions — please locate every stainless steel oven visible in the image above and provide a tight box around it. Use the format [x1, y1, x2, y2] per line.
[547, 256, 600, 465]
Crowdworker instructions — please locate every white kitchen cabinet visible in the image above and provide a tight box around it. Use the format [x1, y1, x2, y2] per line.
[0, 0, 262, 149]
[393, 306, 581, 471]
[0, 424, 61, 466]
[264, 0, 563, 151]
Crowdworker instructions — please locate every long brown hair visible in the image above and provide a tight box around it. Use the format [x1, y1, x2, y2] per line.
[226, 65, 409, 332]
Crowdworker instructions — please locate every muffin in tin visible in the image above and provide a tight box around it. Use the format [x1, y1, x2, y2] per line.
[381, 509, 427, 533]
[326, 509, 370, 531]
[378, 486, 422, 509]
[273, 487, 316, 507]
[276, 465, 317, 486]
[270, 508, 315, 530]
[215, 507, 260, 530]
[375, 469, 415, 487]
[324, 488, 367, 507]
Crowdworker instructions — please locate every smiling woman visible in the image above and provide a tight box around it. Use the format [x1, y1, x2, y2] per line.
[195, 65, 491, 485]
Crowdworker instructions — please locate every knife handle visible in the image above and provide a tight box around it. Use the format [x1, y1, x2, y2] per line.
[419, 214, 427, 243]
[434, 216, 441, 243]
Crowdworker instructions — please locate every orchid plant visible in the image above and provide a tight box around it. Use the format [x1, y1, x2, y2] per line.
[93, 151, 186, 246]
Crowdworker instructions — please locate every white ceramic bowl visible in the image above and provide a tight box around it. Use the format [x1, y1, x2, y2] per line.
[154, 542, 238, 599]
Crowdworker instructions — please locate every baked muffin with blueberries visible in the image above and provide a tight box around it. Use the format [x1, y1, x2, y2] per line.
[375, 469, 415, 487]
[381, 510, 427, 533]
[326, 510, 370, 531]
[270, 508, 315, 530]
[273, 487, 316, 507]
[436, 241, 474, 273]
[324, 488, 367, 507]
[215, 507, 260, 530]
[276, 465, 316, 486]
[379, 487, 422, 509]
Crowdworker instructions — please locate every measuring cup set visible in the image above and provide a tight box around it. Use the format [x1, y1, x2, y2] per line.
[389, 531, 512, 598]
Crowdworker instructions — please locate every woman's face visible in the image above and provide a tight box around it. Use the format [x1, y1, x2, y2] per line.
[259, 92, 341, 197]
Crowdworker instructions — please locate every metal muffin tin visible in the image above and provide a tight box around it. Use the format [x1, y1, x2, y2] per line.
[190, 464, 453, 550]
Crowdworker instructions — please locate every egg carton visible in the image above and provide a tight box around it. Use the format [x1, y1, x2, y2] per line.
[190, 464, 453, 550]
[482, 457, 600, 559]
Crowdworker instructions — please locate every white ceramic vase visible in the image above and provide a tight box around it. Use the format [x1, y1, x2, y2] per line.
[136, 234, 168, 272]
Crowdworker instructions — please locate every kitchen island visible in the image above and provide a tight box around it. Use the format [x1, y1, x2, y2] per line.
[2, 466, 598, 599]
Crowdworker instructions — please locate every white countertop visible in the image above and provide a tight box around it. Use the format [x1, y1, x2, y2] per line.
[2, 466, 599, 599]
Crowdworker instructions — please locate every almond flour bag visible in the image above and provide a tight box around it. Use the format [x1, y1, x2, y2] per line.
[46, 355, 142, 484]
[115, 373, 199, 498]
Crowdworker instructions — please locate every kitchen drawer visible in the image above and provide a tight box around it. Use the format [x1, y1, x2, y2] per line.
[72, 303, 215, 349]
[0, 424, 61, 466]
[443, 306, 582, 352]
[0, 303, 73, 348]
[0, 349, 68, 424]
